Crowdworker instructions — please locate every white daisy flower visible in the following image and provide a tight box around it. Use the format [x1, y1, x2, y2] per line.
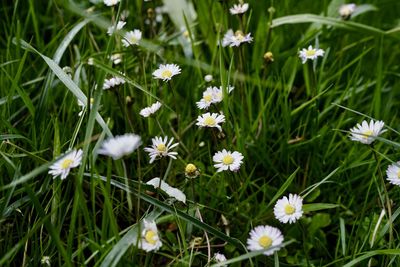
[386, 162, 400, 186]
[103, 76, 125, 90]
[213, 149, 244, 172]
[247, 225, 284, 256]
[122, 29, 142, 47]
[349, 120, 386, 145]
[109, 53, 122, 65]
[196, 112, 225, 132]
[274, 193, 303, 224]
[104, 0, 120, 6]
[77, 97, 95, 117]
[140, 101, 162, 117]
[222, 29, 253, 47]
[339, 3, 356, 19]
[107, 20, 126, 36]
[196, 86, 234, 110]
[152, 64, 181, 82]
[138, 220, 162, 252]
[213, 252, 227, 266]
[144, 136, 179, 163]
[97, 134, 142, 160]
[229, 3, 249, 15]
[298, 45, 325, 64]
[146, 177, 186, 203]
[204, 74, 213, 82]
[48, 149, 83, 180]
[213, 85, 235, 103]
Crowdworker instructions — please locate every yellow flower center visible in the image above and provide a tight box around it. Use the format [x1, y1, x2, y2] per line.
[144, 230, 158, 245]
[156, 143, 166, 152]
[185, 163, 197, 174]
[204, 116, 216, 126]
[305, 49, 316, 57]
[363, 130, 373, 139]
[235, 31, 245, 42]
[61, 159, 73, 169]
[222, 155, 234, 165]
[204, 94, 213, 102]
[397, 171, 400, 179]
[129, 36, 137, 43]
[284, 204, 296, 215]
[90, 98, 94, 104]
[258, 235, 272, 248]
[161, 70, 172, 79]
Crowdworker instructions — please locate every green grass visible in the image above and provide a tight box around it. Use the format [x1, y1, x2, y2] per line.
[1, 0, 400, 266]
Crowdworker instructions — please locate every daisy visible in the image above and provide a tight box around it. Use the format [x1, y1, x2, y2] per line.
[299, 45, 325, 64]
[349, 120, 386, 145]
[139, 101, 162, 117]
[339, 3, 356, 19]
[213, 149, 244, 172]
[109, 53, 122, 65]
[138, 220, 162, 252]
[222, 29, 253, 47]
[122, 29, 142, 47]
[48, 149, 83, 180]
[152, 64, 181, 82]
[104, 0, 120, 6]
[229, 3, 249, 15]
[386, 162, 400, 186]
[213, 252, 227, 266]
[144, 136, 179, 163]
[247, 225, 284, 256]
[196, 112, 225, 132]
[204, 74, 213, 82]
[185, 163, 200, 179]
[146, 177, 186, 203]
[97, 134, 142, 160]
[213, 85, 235, 103]
[107, 21, 126, 36]
[196, 86, 234, 110]
[274, 193, 303, 224]
[103, 76, 125, 90]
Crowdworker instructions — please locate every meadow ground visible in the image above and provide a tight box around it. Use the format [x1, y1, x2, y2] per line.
[1, 0, 400, 266]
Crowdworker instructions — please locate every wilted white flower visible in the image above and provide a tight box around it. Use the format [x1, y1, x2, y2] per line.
[144, 136, 179, 163]
[222, 29, 253, 47]
[386, 162, 400, 186]
[48, 149, 83, 180]
[104, 0, 120, 6]
[138, 220, 162, 252]
[349, 120, 386, 145]
[107, 20, 126, 36]
[122, 29, 142, 47]
[247, 225, 284, 256]
[339, 3, 356, 19]
[103, 76, 125, 90]
[185, 163, 200, 179]
[274, 194, 303, 224]
[204, 74, 213, 82]
[97, 134, 142, 160]
[196, 112, 225, 132]
[213, 252, 227, 266]
[213, 149, 244, 172]
[152, 64, 181, 81]
[140, 101, 162, 117]
[146, 177, 186, 203]
[298, 45, 325, 64]
[229, 3, 249, 15]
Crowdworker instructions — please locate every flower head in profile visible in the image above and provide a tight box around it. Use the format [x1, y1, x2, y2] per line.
[299, 45, 325, 64]
[386, 162, 400, 186]
[196, 112, 225, 132]
[222, 29, 253, 47]
[122, 29, 142, 47]
[140, 101, 162, 117]
[103, 76, 125, 90]
[185, 163, 200, 179]
[146, 177, 186, 203]
[339, 3, 356, 19]
[349, 120, 386, 145]
[49, 149, 83, 180]
[144, 136, 179, 163]
[97, 134, 142, 160]
[104, 0, 120, 6]
[247, 225, 284, 256]
[138, 220, 162, 252]
[152, 64, 181, 82]
[229, 3, 249, 15]
[274, 193, 303, 224]
[213, 149, 244, 172]
[107, 20, 126, 36]
[213, 252, 227, 266]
